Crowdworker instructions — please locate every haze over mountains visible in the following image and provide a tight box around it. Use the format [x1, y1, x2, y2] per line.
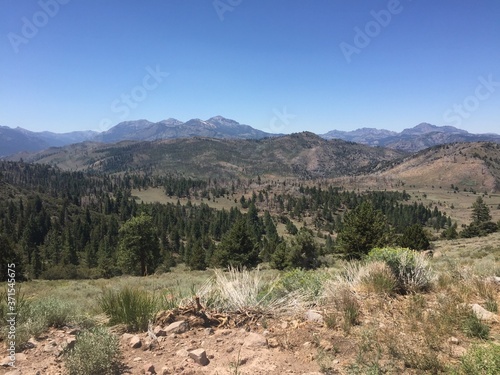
[1, 116, 500, 157]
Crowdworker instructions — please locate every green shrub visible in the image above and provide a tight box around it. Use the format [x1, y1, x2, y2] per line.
[274, 268, 328, 302]
[452, 343, 500, 374]
[29, 297, 74, 328]
[461, 312, 490, 339]
[367, 247, 434, 294]
[64, 327, 121, 375]
[1, 293, 75, 351]
[98, 287, 158, 332]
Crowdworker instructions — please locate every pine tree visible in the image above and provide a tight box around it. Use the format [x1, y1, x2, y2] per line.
[117, 214, 161, 276]
[211, 217, 258, 269]
[397, 224, 430, 250]
[337, 201, 389, 259]
[471, 196, 491, 224]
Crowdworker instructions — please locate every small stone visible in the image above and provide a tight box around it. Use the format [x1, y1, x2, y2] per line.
[243, 332, 268, 349]
[281, 321, 288, 329]
[161, 366, 170, 375]
[130, 335, 142, 349]
[471, 303, 499, 322]
[176, 348, 189, 357]
[268, 337, 280, 348]
[133, 356, 142, 361]
[188, 348, 209, 366]
[14, 353, 27, 362]
[320, 339, 333, 351]
[144, 363, 155, 373]
[165, 320, 189, 334]
[204, 327, 214, 336]
[304, 310, 323, 323]
[65, 337, 77, 350]
[68, 328, 80, 335]
[122, 333, 134, 341]
[448, 337, 460, 345]
[303, 341, 312, 348]
[154, 325, 167, 337]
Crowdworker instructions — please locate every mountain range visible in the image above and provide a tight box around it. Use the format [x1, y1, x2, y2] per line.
[1, 116, 500, 157]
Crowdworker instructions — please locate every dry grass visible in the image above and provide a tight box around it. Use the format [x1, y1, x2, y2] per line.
[196, 267, 306, 316]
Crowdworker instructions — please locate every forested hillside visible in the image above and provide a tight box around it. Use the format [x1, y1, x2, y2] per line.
[0, 160, 458, 281]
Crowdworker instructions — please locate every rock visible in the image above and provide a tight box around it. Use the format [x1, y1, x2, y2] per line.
[204, 327, 214, 336]
[471, 303, 499, 322]
[243, 332, 268, 349]
[133, 357, 142, 362]
[161, 366, 170, 375]
[13, 353, 26, 362]
[122, 333, 134, 341]
[165, 320, 189, 334]
[130, 335, 142, 349]
[144, 363, 156, 373]
[176, 348, 189, 358]
[319, 339, 334, 351]
[154, 325, 167, 337]
[303, 341, 312, 348]
[188, 348, 209, 366]
[488, 276, 500, 284]
[68, 328, 80, 335]
[268, 337, 280, 348]
[0, 356, 13, 366]
[304, 310, 323, 323]
[422, 250, 434, 258]
[448, 337, 460, 345]
[65, 337, 77, 351]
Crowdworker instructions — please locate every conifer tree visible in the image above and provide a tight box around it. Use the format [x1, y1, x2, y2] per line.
[337, 201, 389, 259]
[117, 214, 160, 276]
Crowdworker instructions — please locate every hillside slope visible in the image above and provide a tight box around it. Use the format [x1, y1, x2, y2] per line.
[374, 142, 500, 192]
[7, 132, 405, 179]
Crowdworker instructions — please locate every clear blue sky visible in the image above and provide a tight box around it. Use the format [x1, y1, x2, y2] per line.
[1, 0, 499, 134]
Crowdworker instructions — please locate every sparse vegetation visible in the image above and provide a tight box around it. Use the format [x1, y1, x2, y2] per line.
[98, 287, 159, 332]
[64, 327, 121, 375]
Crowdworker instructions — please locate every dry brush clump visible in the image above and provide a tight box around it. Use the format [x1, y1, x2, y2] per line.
[196, 267, 308, 316]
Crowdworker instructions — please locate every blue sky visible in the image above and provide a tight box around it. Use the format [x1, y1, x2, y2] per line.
[1, 0, 499, 134]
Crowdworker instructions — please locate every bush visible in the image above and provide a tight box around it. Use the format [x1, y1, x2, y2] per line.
[340, 261, 397, 295]
[98, 287, 158, 332]
[367, 247, 434, 294]
[197, 267, 305, 315]
[29, 298, 74, 328]
[461, 312, 490, 339]
[64, 327, 121, 375]
[452, 343, 500, 374]
[274, 268, 328, 302]
[1, 293, 76, 351]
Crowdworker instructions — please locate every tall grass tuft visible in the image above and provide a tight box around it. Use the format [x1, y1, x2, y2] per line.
[197, 267, 305, 315]
[64, 327, 121, 375]
[98, 287, 158, 332]
[367, 247, 435, 294]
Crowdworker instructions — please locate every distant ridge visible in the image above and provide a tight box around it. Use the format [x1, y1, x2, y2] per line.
[321, 123, 500, 152]
[0, 116, 277, 157]
[2, 118, 500, 157]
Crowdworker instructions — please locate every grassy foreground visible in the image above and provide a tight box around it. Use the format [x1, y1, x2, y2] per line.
[1, 243, 500, 374]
